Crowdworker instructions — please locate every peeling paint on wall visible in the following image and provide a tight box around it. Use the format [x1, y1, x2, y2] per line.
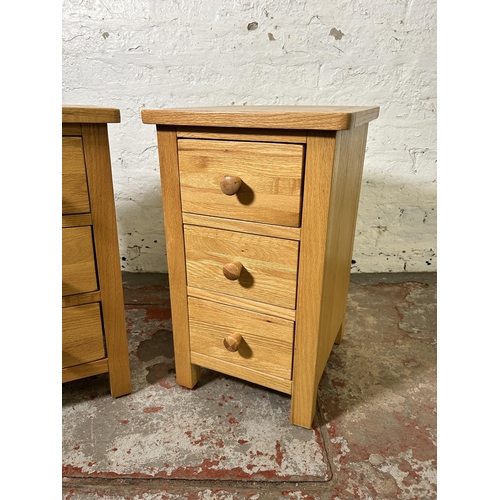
[62, 0, 437, 273]
[329, 27, 345, 40]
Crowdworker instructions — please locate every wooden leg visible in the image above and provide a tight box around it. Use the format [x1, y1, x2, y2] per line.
[334, 321, 345, 345]
[290, 383, 317, 429]
[173, 326, 201, 389]
[175, 359, 201, 389]
[82, 124, 132, 399]
[290, 354, 318, 429]
[107, 341, 132, 398]
[156, 126, 201, 390]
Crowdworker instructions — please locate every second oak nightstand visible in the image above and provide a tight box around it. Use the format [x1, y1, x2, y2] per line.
[63, 105, 131, 398]
[142, 106, 379, 428]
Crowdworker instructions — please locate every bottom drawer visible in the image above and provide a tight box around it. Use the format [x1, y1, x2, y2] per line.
[62, 303, 105, 368]
[188, 297, 294, 380]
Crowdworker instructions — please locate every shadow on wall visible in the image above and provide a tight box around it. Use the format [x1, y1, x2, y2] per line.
[113, 167, 436, 275]
[352, 175, 436, 273]
[115, 185, 169, 274]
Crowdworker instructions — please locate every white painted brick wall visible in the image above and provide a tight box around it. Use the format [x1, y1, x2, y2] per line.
[62, 0, 436, 273]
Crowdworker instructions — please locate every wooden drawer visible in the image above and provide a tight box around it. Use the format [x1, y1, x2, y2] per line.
[188, 297, 294, 380]
[62, 136, 90, 215]
[62, 303, 105, 368]
[178, 139, 304, 227]
[184, 225, 299, 309]
[62, 226, 98, 296]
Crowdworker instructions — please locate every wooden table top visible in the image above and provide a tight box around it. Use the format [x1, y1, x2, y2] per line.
[62, 106, 121, 124]
[141, 105, 379, 130]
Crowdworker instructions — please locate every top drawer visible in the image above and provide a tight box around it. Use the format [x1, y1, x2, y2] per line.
[178, 139, 304, 227]
[62, 137, 90, 215]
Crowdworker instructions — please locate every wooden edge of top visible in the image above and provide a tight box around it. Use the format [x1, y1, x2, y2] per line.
[62, 106, 121, 124]
[141, 106, 379, 130]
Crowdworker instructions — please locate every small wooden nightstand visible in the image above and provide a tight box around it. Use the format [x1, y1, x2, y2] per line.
[142, 106, 379, 427]
[62, 106, 131, 397]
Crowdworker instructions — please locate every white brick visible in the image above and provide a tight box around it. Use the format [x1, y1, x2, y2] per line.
[62, 0, 437, 273]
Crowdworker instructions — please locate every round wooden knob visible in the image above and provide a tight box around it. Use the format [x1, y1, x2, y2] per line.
[224, 333, 242, 352]
[223, 261, 243, 280]
[220, 175, 242, 195]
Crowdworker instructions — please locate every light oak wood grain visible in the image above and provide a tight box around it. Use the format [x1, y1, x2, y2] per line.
[223, 332, 243, 352]
[62, 214, 93, 228]
[81, 123, 131, 398]
[62, 109, 130, 398]
[291, 125, 369, 428]
[178, 139, 304, 227]
[62, 226, 98, 296]
[62, 291, 101, 308]
[187, 287, 296, 321]
[156, 126, 201, 388]
[191, 352, 292, 394]
[62, 137, 90, 215]
[184, 225, 299, 309]
[63, 106, 120, 123]
[188, 297, 294, 380]
[63, 358, 109, 383]
[63, 123, 82, 136]
[142, 105, 380, 130]
[62, 303, 105, 368]
[182, 213, 301, 241]
[177, 126, 307, 143]
[220, 175, 242, 196]
[291, 131, 337, 428]
[222, 260, 243, 280]
[320, 125, 368, 351]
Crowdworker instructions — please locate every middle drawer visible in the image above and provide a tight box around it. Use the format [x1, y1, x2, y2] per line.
[184, 225, 299, 309]
[62, 225, 98, 296]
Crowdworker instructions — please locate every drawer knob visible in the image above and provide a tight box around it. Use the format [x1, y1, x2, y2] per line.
[223, 333, 242, 352]
[222, 261, 243, 280]
[220, 175, 242, 195]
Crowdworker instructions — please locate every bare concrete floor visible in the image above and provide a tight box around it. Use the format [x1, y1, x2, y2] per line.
[62, 272, 437, 500]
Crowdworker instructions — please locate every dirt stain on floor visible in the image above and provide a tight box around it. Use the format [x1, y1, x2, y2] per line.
[136, 329, 174, 362]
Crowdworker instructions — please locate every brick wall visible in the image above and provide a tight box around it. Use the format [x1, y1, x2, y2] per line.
[62, 0, 437, 273]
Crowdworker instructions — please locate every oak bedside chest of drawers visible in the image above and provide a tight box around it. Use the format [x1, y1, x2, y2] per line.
[142, 106, 379, 428]
[62, 106, 131, 398]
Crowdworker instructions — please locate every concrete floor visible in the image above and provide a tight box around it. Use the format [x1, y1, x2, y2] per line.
[62, 272, 437, 500]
